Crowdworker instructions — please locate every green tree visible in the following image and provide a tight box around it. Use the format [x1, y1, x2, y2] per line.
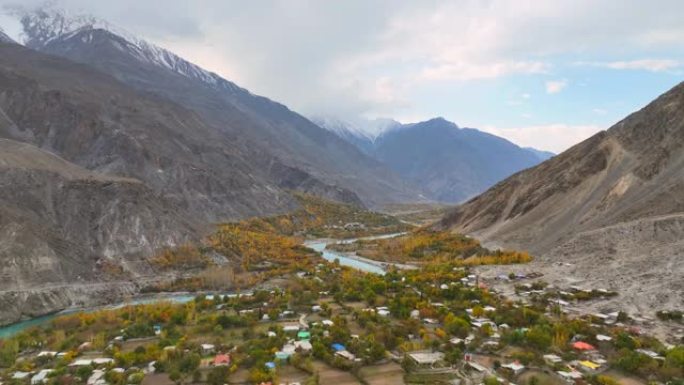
[207, 366, 230, 385]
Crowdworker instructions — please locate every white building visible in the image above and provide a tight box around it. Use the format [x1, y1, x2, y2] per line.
[31, 370, 53, 385]
[201, 344, 216, 354]
[501, 362, 525, 375]
[87, 370, 106, 385]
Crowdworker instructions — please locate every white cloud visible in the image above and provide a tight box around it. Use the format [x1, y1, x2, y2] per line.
[576, 59, 681, 72]
[592, 108, 608, 115]
[418, 61, 548, 82]
[3, 0, 684, 123]
[480, 124, 604, 153]
[545, 79, 568, 94]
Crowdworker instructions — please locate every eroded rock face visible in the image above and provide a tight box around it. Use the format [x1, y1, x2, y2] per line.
[0, 138, 199, 324]
[0, 283, 141, 325]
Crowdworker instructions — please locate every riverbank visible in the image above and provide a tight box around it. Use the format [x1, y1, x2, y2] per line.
[0, 232, 407, 338]
[305, 232, 417, 274]
[0, 290, 198, 338]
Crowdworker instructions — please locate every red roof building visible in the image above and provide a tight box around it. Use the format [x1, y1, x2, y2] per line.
[213, 354, 231, 366]
[572, 341, 596, 351]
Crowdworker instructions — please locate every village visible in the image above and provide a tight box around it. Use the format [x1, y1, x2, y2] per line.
[1, 252, 682, 385]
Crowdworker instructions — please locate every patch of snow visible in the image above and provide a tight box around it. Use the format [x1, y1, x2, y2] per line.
[312, 115, 401, 142]
[11, 6, 248, 95]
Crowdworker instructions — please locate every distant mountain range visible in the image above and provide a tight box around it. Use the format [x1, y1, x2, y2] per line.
[0, 7, 426, 324]
[314, 116, 553, 202]
[439, 81, 684, 313]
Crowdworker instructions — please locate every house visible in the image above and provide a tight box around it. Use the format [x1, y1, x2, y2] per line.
[213, 354, 231, 366]
[12, 372, 31, 380]
[78, 342, 93, 351]
[37, 351, 58, 358]
[410, 310, 420, 319]
[449, 337, 463, 345]
[294, 340, 312, 352]
[275, 343, 297, 360]
[407, 351, 445, 368]
[596, 334, 612, 342]
[87, 370, 106, 385]
[267, 331, 277, 338]
[572, 341, 595, 351]
[283, 325, 300, 333]
[265, 362, 276, 370]
[335, 350, 356, 361]
[636, 349, 662, 359]
[557, 370, 583, 383]
[201, 344, 216, 355]
[31, 370, 53, 385]
[344, 222, 365, 230]
[70, 359, 94, 367]
[297, 330, 311, 340]
[311, 305, 322, 312]
[501, 362, 525, 375]
[377, 309, 390, 317]
[578, 360, 600, 372]
[466, 361, 489, 373]
[331, 343, 346, 352]
[543, 354, 563, 366]
[321, 319, 334, 327]
[146, 361, 157, 374]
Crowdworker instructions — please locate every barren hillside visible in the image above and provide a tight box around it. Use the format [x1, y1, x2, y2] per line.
[439, 81, 684, 314]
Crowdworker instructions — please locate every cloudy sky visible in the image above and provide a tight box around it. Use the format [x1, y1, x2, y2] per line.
[1, 0, 683, 152]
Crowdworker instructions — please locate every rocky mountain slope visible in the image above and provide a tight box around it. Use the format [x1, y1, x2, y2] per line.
[0, 42, 300, 221]
[11, 8, 421, 209]
[0, 8, 422, 324]
[439, 81, 684, 314]
[0, 138, 200, 324]
[317, 116, 547, 202]
[0, 28, 14, 44]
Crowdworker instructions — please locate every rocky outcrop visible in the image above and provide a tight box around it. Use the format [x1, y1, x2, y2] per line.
[0, 138, 200, 324]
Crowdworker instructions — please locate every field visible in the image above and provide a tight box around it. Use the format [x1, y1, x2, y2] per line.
[358, 362, 406, 385]
[311, 361, 362, 385]
[517, 370, 566, 385]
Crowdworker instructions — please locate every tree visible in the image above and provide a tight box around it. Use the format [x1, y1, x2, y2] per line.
[444, 313, 470, 337]
[169, 370, 182, 385]
[75, 365, 94, 381]
[665, 346, 684, 369]
[0, 339, 19, 367]
[192, 370, 202, 383]
[594, 375, 620, 385]
[526, 325, 552, 350]
[207, 366, 230, 385]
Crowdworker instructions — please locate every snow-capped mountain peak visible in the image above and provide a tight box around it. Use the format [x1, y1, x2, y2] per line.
[312, 115, 401, 142]
[12, 6, 245, 94]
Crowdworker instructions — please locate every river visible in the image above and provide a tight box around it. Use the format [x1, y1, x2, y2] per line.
[0, 232, 407, 339]
[0, 294, 196, 339]
[305, 232, 413, 275]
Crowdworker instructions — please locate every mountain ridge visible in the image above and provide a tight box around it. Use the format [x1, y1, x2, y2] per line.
[316, 116, 548, 202]
[438, 81, 684, 313]
[10, 8, 423, 208]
